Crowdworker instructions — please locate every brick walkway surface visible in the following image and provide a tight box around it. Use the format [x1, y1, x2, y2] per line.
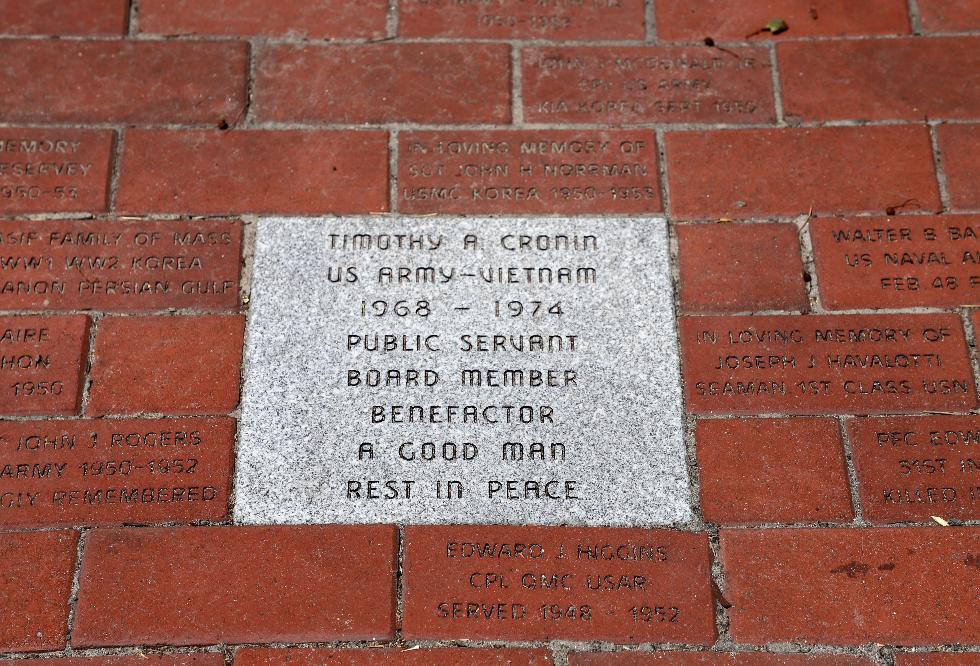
[1, 0, 979, 664]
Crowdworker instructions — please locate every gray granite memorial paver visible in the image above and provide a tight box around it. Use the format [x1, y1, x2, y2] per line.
[235, 216, 689, 525]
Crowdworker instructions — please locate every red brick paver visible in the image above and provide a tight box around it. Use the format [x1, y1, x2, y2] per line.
[0, 129, 113, 214]
[811, 215, 980, 309]
[677, 223, 808, 312]
[521, 46, 775, 125]
[0, 315, 89, 416]
[73, 526, 398, 646]
[398, 130, 661, 214]
[681, 313, 976, 415]
[937, 123, 980, 210]
[0, 41, 247, 124]
[116, 130, 389, 215]
[779, 37, 980, 121]
[237, 648, 553, 666]
[399, 0, 644, 39]
[138, 0, 388, 39]
[897, 655, 980, 666]
[665, 126, 940, 219]
[696, 417, 853, 524]
[848, 415, 980, 524]
[402, 525, 715, 643]
[0, 219, 242, 311]
[0, 530, 77, 651]
[654, 0, 910, 40]
[919, 0, 980, 31]
[0, 0, 129, 35]
[0, 417, 236, 527]
[255, 44, 511, 124]
[721, 527, 980, 645]
[570, 654, 874, 665]
[87, 315, 244, 416]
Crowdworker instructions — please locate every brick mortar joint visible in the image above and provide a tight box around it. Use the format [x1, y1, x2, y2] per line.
[126, 0, 139, 37]
[5, 31, 980, 44]
[3, 119, 979, 132]
[64, 527, 89, 651]
[928, 122, 954, 212]
[1, 642, 976, 662]
[837, 415, 868, 525]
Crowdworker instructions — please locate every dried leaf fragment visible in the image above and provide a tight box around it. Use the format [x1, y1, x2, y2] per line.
[746, 17, 789, 38]
[766, 18, 789, 34]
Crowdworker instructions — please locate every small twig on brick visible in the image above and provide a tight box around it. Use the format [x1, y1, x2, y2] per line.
[796, 207, 814, 236]
[884, 198, 921, 215]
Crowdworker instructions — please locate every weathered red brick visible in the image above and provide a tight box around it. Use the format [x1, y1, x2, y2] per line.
[237, 648, 553, 666]
[139, 0, 387, 38]
[654, 0, 909, 40]
[398, 130, 661, 214]
[665, 126, 940, 219]
[399, 0, 644, 39]
[697, 418, 853, 524]
[779, 37, 980, 121]
[919, 0, 980, 31]
[522, 46, 774, 125]
[0, 219, 241, 311]
[897, 654, 980, 666]
[255, 43, 510, 124]
[0, 417, 235, 527]
[680, 314, 976, 415]
[0, 0, 128, 35]
[678, 223, 807, 312]
[848, 415, 980, 524]
[0, 530, 77, 651]
[74, 525, 397, 646]
[938, 123, 980, 210]
[0, 40, 247, 124]
[811, 215, 980, 309]
[0, 315, 88, 416]
[721, 527, 980, 644]
[0, 129, 113, 214]
[402, 525, 715, 643]
[87, 315, 244, 416]
[1, 653, 223, 666]
[116, 130, 389, 215]
[571, 653, 873, 665]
